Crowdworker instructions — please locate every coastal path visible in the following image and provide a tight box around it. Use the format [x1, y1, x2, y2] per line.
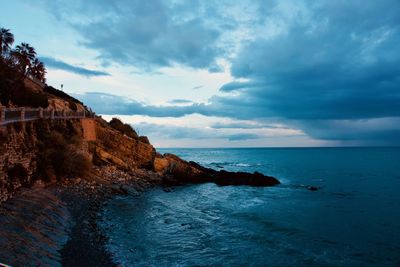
[0, 106, 95, 126]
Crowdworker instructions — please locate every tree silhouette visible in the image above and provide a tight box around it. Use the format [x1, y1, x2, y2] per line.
[12, 42, 37, 75]
[30, 58, 46, 83]
[0, 27, 48, 106]
[0, 28, 14, 58]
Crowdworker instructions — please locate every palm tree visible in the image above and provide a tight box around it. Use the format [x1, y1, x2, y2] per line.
[30, 58, 46, 83]
[12, 42, 36, 75]
[0, 28, 14, 57]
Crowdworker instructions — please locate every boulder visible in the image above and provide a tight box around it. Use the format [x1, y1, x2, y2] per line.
[94, 146, 128, 169]
[154, 157, 170, 174]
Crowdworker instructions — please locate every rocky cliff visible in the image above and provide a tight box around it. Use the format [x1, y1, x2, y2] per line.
[91, 119, 155, 170]
[0, 79, 279, 203]
[0, 114, 280, 202]
[0, 119, 89, 202]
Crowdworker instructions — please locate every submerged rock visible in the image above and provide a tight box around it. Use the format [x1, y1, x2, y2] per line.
[307, 186, 319, 191]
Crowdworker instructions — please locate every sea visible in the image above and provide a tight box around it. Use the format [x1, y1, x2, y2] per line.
[100, 147, 400, 266]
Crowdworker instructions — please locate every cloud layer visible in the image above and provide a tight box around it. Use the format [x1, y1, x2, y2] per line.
[41, 0, 400, 145]
[41, 57, 110, 77]
[226, 1, 400, 120]
[40, 0, 230, 71]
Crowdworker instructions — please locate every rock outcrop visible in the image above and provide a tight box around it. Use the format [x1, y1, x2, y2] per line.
[91, 119, 156, 170]
[155, 153, 280, 187]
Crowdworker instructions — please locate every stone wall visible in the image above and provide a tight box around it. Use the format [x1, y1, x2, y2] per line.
[0, 122, 38, 202]
[81, 118, 96, 141]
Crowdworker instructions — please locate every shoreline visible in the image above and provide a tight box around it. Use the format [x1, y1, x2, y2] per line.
[0, 162, 280, 266]
[0, 166, 164, 266]
[58, 166, 164, 266]
[58, 179, 117, 266]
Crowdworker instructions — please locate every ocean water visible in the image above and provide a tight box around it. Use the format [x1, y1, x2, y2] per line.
[100, 147, 400, 266]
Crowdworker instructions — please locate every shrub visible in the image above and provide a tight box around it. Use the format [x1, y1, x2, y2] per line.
[0, 130, 7, 143]
[138, 136, 150, 144]
[43, 85, 82, 104]
[36, 130, 64, 182]
[68, 100, 77, 111]
[109, 117, 139, 139]
[48, 131, 67, 149]
[35, 125, 92, 181]
[58, 151, 92, 178]
[0, 78, 11, 105]
[11, 85, 49, 108]
[7, 163, 29, 186]
[0, 60, 19, 106]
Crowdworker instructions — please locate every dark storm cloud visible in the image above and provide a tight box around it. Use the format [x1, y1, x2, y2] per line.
[219, 81, 262, 92]
[213, 0, 400, 144]
[225, 0, 400, 120]
[41, 57, 110, 77]
[293, 118, 400, 145]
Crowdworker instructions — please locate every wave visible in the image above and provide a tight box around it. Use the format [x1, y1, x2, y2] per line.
[208, 162, 256, 169]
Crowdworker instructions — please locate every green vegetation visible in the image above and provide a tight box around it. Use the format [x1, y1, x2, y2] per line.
[44, 85, 83, 111]
[0, 27, 49, 107]
[7, 163, 29, 187]
[11, 85, 49, 108]
[35, 120, 91, 182]
[138, 135, 150, 144]
[109, 117, 139, 139]
[44, 85, 82, 104]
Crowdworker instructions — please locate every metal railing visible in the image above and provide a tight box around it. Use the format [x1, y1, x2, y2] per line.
[0, 106, 94, 126]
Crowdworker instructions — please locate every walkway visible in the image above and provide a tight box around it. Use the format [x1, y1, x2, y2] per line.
[0, 106, 94, 126]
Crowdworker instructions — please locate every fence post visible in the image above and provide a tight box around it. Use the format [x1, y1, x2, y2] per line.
[39, 108, 43, 119]
[20, 107, 25, 121]
[83, 110, 86, 118]
[0, 106, 5, 123]
[62, 109, 66, 118]
[50, 109, 55, 119]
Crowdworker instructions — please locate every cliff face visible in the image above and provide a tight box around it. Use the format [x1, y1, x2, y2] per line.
[0, 119, 89, 202]
[91, 119, 155, 170]
[0, 114, 280, 202]
[0, 117, 158, 202]
[0, 123, 37, 201]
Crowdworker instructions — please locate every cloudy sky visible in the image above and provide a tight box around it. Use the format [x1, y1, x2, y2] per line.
[1, 0, 399, 147]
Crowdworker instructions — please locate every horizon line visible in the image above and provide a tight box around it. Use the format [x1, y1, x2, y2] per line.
[156, 145, 400, 149]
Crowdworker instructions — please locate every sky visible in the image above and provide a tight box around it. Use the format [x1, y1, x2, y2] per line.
[1, 0, 399, 147]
